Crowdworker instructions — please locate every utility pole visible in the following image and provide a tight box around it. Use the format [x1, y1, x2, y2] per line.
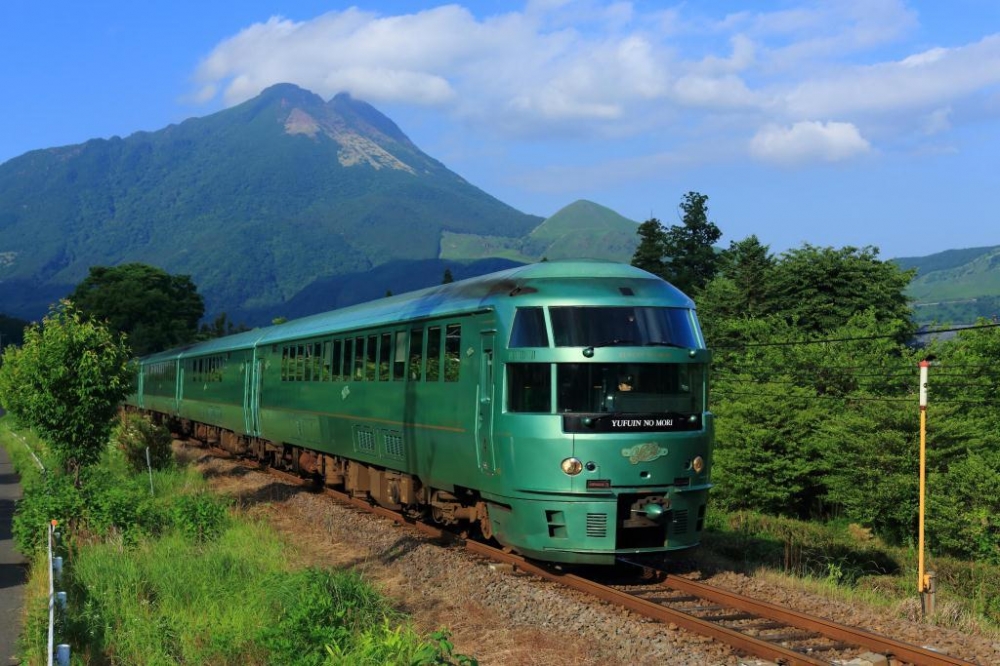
[918, 359, 936, 616]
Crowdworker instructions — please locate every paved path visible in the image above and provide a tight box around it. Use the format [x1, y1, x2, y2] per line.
[0, 436, 28, 665]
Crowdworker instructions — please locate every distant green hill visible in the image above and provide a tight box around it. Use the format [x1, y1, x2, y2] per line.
[896, 245, 1000, 324]
[440, 200, 638, 263]
[0, 83, 541, 320]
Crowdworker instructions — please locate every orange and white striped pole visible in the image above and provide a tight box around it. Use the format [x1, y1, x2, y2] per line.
[918, 359, 930, 614]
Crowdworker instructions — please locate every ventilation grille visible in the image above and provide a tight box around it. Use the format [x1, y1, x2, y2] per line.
[586, 513, 608, 538]
[356, 429, 376, 454]
[672, 509, 689, 535]
[384, 431, 404, 459]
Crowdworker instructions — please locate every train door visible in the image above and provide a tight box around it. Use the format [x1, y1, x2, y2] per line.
[174, 358, 184, 415]
[243, 351, 262, 437]
[476, 330, 497, 474]
[137, 366, 144, 409]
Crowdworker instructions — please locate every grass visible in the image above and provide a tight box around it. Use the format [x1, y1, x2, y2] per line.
[0, 416, 475, 665]
[699, 509, 1000, 637]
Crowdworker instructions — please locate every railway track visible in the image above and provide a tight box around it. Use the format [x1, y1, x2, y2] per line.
[203, 443, 979, 666]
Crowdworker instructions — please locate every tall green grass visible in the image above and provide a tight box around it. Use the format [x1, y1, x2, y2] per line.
[2, 415, 475, 665]
[68, 521, 473, 664]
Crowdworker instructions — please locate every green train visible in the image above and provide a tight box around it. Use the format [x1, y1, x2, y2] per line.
[125, 261, 713, 565]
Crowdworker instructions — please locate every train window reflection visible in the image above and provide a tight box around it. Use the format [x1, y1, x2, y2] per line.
[556, 363, 703, 414]
[445, 324, 461, 382]
[509, 307, 548, 347]
[426, 327, 441, 381]
[549, 307, 700, 349]
[507, 363, 552, 413]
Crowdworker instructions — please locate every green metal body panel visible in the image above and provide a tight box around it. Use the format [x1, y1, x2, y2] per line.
[125, 261, 714, 564]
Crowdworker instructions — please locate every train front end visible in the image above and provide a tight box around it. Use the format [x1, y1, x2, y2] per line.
[485, 268, 712, 565]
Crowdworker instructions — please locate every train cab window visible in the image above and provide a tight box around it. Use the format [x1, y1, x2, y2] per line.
[332, 339, 343, 381]
[393, 331, 407, 381]
[445, 324, 461, 382]
[409, 328, 424, 380]
[509, 307, 549, 347]
[556, 363, 704, 414]
[353, 337, 365, 380]
[426, 327, 442, 381]
[379, 332, 391, 381]
[507, 364, 552, 412]
[549, 306, 701, 349]
[366, 335, 378, 381]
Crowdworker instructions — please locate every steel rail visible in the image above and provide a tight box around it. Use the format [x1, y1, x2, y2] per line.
[626, 565, 975, 666]
[202, 445, 978, 666]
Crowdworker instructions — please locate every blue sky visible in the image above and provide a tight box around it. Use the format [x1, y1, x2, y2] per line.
[2, 1, 999, 259]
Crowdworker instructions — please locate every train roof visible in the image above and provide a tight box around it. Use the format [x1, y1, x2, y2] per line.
[140, 261, 692, 362]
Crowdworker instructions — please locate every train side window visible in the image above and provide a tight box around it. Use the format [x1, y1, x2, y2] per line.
[444, 324, 461, 382]
[379, 332, 391, 381]
[353, 337, 365, 380]
[426, 326, 442, 381]
[332, 339, 343, 381]
[281, 347, 288, 381]
[366, 335, 378, 381]
[393, 331, 406, 381]
[297, 345, 306, 382]
[510, 307, 549, 347]
[409, 328, 424, 380]
[322, 341, 331, 381]
[313, 342, 323, 381]
[507, 364, 552, 412]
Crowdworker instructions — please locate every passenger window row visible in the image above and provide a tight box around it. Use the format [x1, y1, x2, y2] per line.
[280, 323, 462, 383]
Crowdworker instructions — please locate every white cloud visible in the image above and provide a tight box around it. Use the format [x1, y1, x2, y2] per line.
[188, 2, 1000, 154]
[784, 34, 1000, 116]
[750, 121, 871, 165]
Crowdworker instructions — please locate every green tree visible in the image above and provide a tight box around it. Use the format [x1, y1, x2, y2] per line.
[198, 312, 251, 340]
[662, 192, 722, 295]
[69, 263, 205, 356]
[0, 301, 132, 483]
[631, 218, 668, 279]
[442, 268, 454, 284]
[698, 235, 776, 345]
[766, 245, 916, 339]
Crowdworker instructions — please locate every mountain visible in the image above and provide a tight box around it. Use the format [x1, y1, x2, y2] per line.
[0, 83, 543, 321]
[440, 199, 638, 263]
[896, 246, 1000, 323]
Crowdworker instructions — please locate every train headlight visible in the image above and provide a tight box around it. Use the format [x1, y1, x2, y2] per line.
[692, 456, 705, 474]
[561, 457, 583, 476]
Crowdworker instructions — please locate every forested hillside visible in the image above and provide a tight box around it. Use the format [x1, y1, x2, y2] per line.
[897, 245, 1000, 324]
[0, 83, 541, 321]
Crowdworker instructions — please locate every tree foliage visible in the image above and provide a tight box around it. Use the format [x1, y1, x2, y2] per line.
[631, 218, 668, 279]
[68, 263, 205, 356]
[705, 239, 1000, 561]
[630, 192, 721, 295]
[0, 301, 132, 483]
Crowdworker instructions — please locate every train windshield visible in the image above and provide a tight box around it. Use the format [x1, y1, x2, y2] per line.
[556, 363, 705, 415]
[549, 306, 701, 348]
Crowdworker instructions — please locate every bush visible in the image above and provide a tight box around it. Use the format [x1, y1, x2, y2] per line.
[112, 411, 174, 473]
[169, 491, 231, 542]
[12, 472, 84, 553]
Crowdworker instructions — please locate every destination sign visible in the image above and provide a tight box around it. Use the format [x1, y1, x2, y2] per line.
[562, 413, 701, 433]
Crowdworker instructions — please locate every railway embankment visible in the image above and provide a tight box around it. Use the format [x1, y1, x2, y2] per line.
[186, 441, 1000, 666]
